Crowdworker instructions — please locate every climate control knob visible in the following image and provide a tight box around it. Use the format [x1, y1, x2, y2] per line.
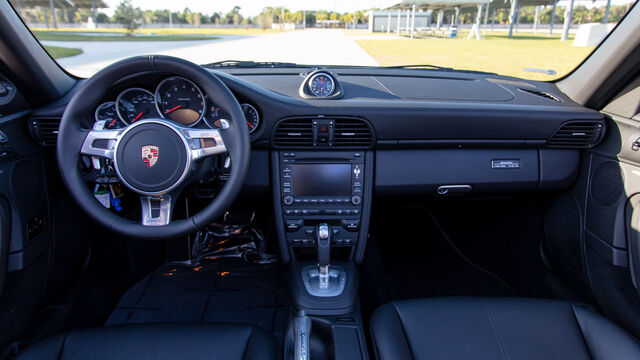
[351, 195, 362, 205]
[283, 195, 294, 206]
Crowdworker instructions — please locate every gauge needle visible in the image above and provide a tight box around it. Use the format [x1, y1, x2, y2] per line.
[165, 105, 182, 114]
[109, 118, 118, 127]
[132, 112, 144, 122]
[246, 121, 254, 129]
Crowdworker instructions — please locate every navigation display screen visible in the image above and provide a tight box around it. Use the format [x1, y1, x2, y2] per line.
[291, 164, 351, 197]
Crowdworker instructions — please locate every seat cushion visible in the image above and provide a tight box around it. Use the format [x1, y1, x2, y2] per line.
[16, 323, 279, 360]
[370, 297, 640, 360]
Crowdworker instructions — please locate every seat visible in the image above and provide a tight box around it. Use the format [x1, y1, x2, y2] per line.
[370, 297, 640, 360]
[16, 323, 279, 360]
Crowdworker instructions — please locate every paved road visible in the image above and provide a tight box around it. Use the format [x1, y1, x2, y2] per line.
[43, 29, 379, 77]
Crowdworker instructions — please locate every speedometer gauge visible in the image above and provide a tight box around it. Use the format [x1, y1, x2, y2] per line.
[308, 73, 335, 97]
[116, 88, 158, 124]
[155, 76, 205, 126]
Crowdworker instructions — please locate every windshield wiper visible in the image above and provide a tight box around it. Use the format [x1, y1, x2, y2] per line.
[202, 60, 303, 69]
[385, 64, 495, 75]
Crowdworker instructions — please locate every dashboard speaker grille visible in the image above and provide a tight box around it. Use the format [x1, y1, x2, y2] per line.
[273, 119, 314, 147]
[548, 121, 604, 148]
[333, 119, 373, 147]
[30, 117, 61, 146]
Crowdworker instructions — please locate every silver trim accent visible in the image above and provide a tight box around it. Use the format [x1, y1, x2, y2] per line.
[115, 87, 158, 125]
[240, 103, 260, 134]
[307, 72, 335, 98]
[182, 127, 227, 160]
[154, 76, 206, 127]
[301, 265, 347, 297]
[140, 195, 172, 226]
[80, 129, 121, 159]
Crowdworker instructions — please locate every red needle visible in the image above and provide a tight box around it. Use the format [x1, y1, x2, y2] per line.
[109, 118, 118, 127]
[246, 121, 254, 129]
[132, 112, 143, 122]
[165, 105, 182, 114]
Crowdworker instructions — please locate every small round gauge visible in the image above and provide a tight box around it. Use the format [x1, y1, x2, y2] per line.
[204, 105, 230, 129]
[94, 102, 126, 129]
[241, 103, 260, 133]
[308, 73, 335, 97]
[155, 76, 205, 126]
[116, 88, 158, 124]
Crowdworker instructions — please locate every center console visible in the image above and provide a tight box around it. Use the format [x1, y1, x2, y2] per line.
[272, 150, 372, 359]
[272, 150, 372, 266]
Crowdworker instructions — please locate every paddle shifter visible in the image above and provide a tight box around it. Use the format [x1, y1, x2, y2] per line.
[315, 223, 331, 289]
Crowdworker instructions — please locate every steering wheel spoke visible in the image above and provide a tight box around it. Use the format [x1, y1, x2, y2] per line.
[80, 129, 122, 159]
[140, 195, 174, 226]
[182, 127, 228, 161]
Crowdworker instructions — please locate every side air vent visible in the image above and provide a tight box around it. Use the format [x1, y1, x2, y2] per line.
[518, 88, 560, 102]
[548, 121, 605, 148]
[30, 117, 61, 146]
[273, 119, 314, 147]
[333, 119, 373, 147]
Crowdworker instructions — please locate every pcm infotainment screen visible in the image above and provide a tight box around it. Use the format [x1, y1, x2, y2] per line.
[291, 164, 351, 197]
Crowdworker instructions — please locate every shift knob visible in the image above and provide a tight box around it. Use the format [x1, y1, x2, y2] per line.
[316, 223, 331, 267]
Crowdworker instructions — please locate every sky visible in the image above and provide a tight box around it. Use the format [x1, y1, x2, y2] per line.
[103, 0, 636, 16]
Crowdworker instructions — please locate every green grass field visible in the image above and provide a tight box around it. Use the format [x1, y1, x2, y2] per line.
[356, 31, 595, 81]
[31, 27, 279, 37]
[43, 45, 83, 58]
[33, 31, 218, 42]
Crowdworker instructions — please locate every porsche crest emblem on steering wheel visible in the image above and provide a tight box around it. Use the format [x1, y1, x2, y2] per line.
[141, 145, 159, 167]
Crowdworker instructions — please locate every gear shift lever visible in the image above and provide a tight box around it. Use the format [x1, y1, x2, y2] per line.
[315, 223, 331, 289]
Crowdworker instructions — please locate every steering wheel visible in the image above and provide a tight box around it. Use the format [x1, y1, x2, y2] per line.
[57, 55, 250, 240]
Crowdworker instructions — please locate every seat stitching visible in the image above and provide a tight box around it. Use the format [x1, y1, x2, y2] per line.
[570, 304, 595, 359]
[391, 302, 416, 360]
[56, 332, 68, 360]
[481, 299, 510, 360]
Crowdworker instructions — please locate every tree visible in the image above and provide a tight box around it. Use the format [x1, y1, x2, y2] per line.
[113, 0, 142, 35]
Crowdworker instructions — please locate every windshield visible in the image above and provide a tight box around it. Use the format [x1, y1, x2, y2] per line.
[9, 0, 638, 80]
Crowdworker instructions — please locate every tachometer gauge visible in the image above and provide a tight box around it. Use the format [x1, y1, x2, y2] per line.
[155, 76, 205, 126]
[94, 102, 126, 130]
[116, 88, 158, 124]
[241, 103, 260, 133]
[308, 73, 335, 97]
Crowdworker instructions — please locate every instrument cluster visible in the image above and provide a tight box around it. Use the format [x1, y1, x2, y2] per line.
[93, 76, 260, 133]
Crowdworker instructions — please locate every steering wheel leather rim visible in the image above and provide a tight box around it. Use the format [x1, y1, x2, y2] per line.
[57, 55, 250, 240]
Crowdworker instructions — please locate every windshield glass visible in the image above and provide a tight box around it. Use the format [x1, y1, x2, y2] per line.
[9, 0, 638, 80]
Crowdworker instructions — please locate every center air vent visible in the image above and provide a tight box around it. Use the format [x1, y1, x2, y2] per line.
[273, 119, 314, 147]
[333, 119, 373, 147]
[518, 88, 560, 102]
[548, 121, 605, 148]
[30, 117, 61, 146]
[273, 117, 374, 148]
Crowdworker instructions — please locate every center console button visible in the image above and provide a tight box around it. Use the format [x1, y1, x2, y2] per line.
[351, 195, 362, 205]
[342, 219, 360, 231]
[283, 195, 294, 206]
[286, 220, 303, 232]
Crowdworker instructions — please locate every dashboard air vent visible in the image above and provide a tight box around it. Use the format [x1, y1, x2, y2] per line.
[548, 121, 604, 148]
[30, 117, 61, 146]
[333, 119, 373, 147]
[518, 88, 560, 102]
[273, 119, 314, 147]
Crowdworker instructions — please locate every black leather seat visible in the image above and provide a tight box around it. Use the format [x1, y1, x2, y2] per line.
[16, 323, 279, 360]
[370, 297, 640, 360]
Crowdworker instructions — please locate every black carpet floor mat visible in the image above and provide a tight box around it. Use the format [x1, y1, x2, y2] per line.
[105, 261, 289, 345]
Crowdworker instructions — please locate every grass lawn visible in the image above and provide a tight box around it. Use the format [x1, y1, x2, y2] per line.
[31, 27, 280, 37]
[356, 31, 595, 81]
[43, 45, 83, 59]
[33, 31, 218, 42]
